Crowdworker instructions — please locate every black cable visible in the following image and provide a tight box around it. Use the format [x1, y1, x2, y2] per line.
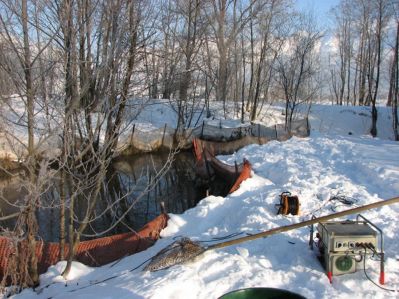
[35, 255, 152, 296]
[362, 247, 396, 292]
[65, 256, 154, 294]
[367, 244, 383, 261]
[173, 232, 244, 243]
[329, 194, 358, 212]
[34, 281, 62, 295]
[330, 195, 357, 205]
[199, 232, 244, 243]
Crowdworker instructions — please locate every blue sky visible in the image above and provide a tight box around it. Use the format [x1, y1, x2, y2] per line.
[296, 0, 340, 13]
[295, 0, 340, 28]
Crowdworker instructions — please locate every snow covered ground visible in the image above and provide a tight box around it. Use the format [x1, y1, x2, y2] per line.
[11, 102, 399, 298]
[0, 95, 62, 160]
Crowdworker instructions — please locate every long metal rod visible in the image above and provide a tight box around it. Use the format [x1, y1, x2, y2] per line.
[207, 196, 399, 251]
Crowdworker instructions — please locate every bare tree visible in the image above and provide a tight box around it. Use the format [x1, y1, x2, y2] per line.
[159, 0, 182, 100]
[0, 0, 177, 288]
[249, 0, 287, 121]
[0, 0, 60, 287]
[369, 0, 390, 137]
[175, 0, 205, 132]
[391, 21, 399, 140]
[330, 0, 353, 106]
[206, 0, 261, 116]
[55, 0, 145, 278]
[276, 14, 322, 130]
[388, 1, 399, 140]
[345, 0, 373, 107]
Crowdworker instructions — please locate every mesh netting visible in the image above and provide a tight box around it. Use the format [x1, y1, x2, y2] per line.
[130, 126, 176, 152]
[274, 118, 309, 141]
[118, 118, 309, 154]
[191, 122, 252, 141]
[144, 238, 206, 272]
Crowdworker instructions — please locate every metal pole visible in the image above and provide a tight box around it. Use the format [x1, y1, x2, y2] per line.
[207, 196, 399, 251]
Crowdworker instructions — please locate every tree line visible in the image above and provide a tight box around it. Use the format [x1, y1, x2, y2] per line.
[329, 0, 399, 138]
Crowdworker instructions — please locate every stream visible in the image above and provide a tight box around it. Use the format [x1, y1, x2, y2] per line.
[0, 151, 222, 242]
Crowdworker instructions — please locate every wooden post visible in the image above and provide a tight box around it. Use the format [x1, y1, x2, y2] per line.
[130, 123, 136, 145]
[161, 123, 167, 147]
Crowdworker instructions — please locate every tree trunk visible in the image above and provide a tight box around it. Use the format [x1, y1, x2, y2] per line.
[177, 0, 200, 132]
[388, 21, 399, 108]
[62, 210, 78, 279]
[251, 4, 274, 121]
[22, 0, 34, 158]
[214, 0, 228, 115]
[63, 160, 106, 277]
[59, 170, 66, 260]
[246, 16, 255, 112]
[358, 27, 366, 106]
[370, 0, 384, 137]
[241, 30, 246, 123]
[390, 21, 399, 140]
[22, 0, 39, 286]
[26, 207, 39, 287]
[105, 3, 138, 154]
[217, 46, 228, 114]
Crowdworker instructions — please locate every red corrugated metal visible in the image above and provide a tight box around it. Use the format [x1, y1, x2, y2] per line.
[0, 213, 168, 282]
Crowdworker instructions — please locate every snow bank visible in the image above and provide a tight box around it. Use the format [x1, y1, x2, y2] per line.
[4, 99, 399, 298]
[2, 97, 396, 160]
[0, 95, 62, 160]
[14, 131, 399, 299]
[308, 105, 395, 140]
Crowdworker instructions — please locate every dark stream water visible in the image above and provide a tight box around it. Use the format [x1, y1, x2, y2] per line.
[0, 152, 218, 242]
